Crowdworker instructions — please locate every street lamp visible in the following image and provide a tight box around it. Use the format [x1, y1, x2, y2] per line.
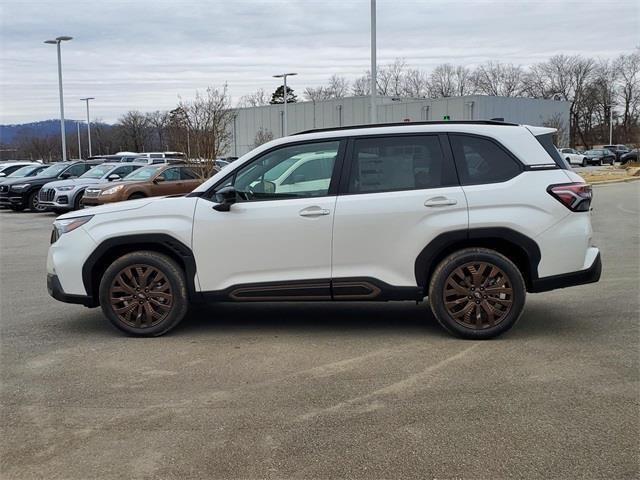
[273, 72, 297, 135]
[80, 97, 95, 157]
[370, 0, 377, 124]
[76, 121, 82, 159]
[606, 104, 613, 145]
[44, 36, 73, 161]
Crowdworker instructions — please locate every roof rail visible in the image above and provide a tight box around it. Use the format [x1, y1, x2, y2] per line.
[293, 119, 518, 136]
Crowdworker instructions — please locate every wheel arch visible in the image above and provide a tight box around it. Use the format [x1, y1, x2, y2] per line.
[415, 228, 541, 292]
[82, 234, 199, 306]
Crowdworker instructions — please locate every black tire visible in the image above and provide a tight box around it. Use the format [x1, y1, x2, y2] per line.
[581, 158, 587, 167]
[128, 193, 146, 200]
[99, 251, 189, 337]
[428, 248, 526, 340]
[73, 191, 84, 210]
[28, 191, 47, 212]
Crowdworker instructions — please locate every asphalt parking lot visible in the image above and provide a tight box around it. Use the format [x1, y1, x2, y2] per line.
[1, 181, 638, 479]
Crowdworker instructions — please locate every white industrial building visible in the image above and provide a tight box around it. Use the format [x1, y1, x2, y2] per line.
[228, 95, 570, 157]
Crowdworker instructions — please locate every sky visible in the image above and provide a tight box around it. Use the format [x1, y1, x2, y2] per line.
[0, 0, 638, 125]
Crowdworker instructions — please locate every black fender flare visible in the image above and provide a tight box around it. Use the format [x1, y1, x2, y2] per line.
[82, 233, 199, 305]
[414, 228, 542, 291]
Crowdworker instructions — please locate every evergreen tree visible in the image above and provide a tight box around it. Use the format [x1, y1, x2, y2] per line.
[270, 85, 297, 104]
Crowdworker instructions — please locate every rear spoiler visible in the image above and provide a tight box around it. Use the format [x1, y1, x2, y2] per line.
[526, 125, 557, 137]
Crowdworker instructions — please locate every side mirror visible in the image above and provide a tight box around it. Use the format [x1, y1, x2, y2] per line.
[107, 174, 121, 181]
[0, 172, 6, 177]
[212, 185, 237, 212]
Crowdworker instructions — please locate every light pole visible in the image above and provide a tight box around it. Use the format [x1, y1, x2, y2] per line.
[370, 0, 377, 124]
[273, 72, 297, 135]
[76, 121, 82, 159]
[80, 97, 95, 157]
[44, 36, 73, 161]
[606, 104, 613, 145]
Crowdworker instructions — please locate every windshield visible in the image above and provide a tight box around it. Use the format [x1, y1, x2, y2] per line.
[37, 163, 70, 177]
[80, 164, 112, 179]
[585, 150, 600, 155]
[123, 165, 162, 181]
[7, 165, 40, 177]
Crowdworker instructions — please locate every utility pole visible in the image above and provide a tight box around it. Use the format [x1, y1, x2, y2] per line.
[370, 0, 377, 124]
[273, 72, 298, 135]
[44, 36, 73, 161]
[81, 97, 95, 156]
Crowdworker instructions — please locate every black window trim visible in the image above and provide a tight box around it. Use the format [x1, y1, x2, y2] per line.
[195, 137, 348, 202]
[446, 132, 525, 186]
[337, 132, 460, 196]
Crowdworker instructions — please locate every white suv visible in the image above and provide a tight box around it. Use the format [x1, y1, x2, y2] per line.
[47, 121, 601, 339]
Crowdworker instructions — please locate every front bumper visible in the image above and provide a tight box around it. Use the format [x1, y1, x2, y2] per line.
[8, 193, 29, 208]
[47, 274, 95, 307]
[530, 250, 602, 293]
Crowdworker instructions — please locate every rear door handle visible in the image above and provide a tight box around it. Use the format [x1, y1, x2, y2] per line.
[299, 207, 330, 217]
[424, 196, 457, 207]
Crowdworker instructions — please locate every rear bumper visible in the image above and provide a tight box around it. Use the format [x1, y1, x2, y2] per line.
[47, 273, 95, 307]
[530, 250, 601, 293]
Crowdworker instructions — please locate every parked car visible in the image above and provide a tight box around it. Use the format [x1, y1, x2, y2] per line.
[0, 160, 104, 212]
[603, 144, 630, 161]
[81, 164, 203, 207]
[619, 149, 638, 165]
[120, 156, 185, 165]
[582, 149, 615, 166]
[39, 162, 146, 212]
[0, 164, 47, 184]
[0, 161, 40, 178]
[47, 121, 601, 339]
[557, 148, 588, 167]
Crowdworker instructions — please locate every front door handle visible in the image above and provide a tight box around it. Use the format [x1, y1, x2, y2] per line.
[299, 207, 330, 217]
[424, 196, 458, 207]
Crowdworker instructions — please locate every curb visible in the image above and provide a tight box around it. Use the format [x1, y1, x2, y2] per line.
[589, 176, 640, 186]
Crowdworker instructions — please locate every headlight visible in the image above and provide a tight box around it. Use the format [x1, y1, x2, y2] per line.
[53, 215, 94, 236]
[56, 185, 75, 191]
[10, 183, 31, 191]
[101, 185, 124, 196]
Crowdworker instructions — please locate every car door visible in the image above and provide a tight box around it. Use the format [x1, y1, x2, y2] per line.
[331, 134, 468, 291]
[152, 167, 183, 195]
[192, 139, 344, 294]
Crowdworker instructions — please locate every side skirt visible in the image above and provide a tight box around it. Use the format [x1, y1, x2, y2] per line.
[200, 277, 424, 303]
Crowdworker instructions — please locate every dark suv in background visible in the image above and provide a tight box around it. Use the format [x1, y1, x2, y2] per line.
[603, 144, 630, 162]
[0, 160, 104, 212]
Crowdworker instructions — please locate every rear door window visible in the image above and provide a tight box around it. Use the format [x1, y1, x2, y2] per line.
[347, 135, 456, 194]
[449, 135, 523, 185]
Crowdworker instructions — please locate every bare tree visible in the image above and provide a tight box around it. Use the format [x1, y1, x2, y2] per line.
[616, 50, 640, 143]
[177, 85, 234, 177]
[253, 127, 274, 148]
[146, 110, 170, 150]
[429, 63, 458, 97]
[327, 74, 350, 98]
[303, 86, 333, 102]
[116, 110, 151, 152]
[352, 73, 371, 96]
[238, 88, 269, 108]
[402, 68, 429, 98]
[472, 62, 524, 97]
[377, 58, 407, 96]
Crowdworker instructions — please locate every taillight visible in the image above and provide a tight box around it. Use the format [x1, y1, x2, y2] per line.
[547, 183, 592, 211]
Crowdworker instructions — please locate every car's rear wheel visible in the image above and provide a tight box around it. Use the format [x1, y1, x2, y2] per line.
[99, 251, 189, 336]
[428, 248, 526, 339]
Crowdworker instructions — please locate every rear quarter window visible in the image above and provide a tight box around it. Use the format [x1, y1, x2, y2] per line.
[535, 133, 569, 169]
[449, 134, 522, 185]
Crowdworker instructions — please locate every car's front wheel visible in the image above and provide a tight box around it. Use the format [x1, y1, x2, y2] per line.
[581, 158, 587, 167]
[99, 251, 189, 336]
[28, 191, 47, 212]
[428, 248, 526, 339]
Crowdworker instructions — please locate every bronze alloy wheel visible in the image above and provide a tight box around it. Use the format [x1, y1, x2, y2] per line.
[109, 264, 174, 329]
[443, 261, 513, 330]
